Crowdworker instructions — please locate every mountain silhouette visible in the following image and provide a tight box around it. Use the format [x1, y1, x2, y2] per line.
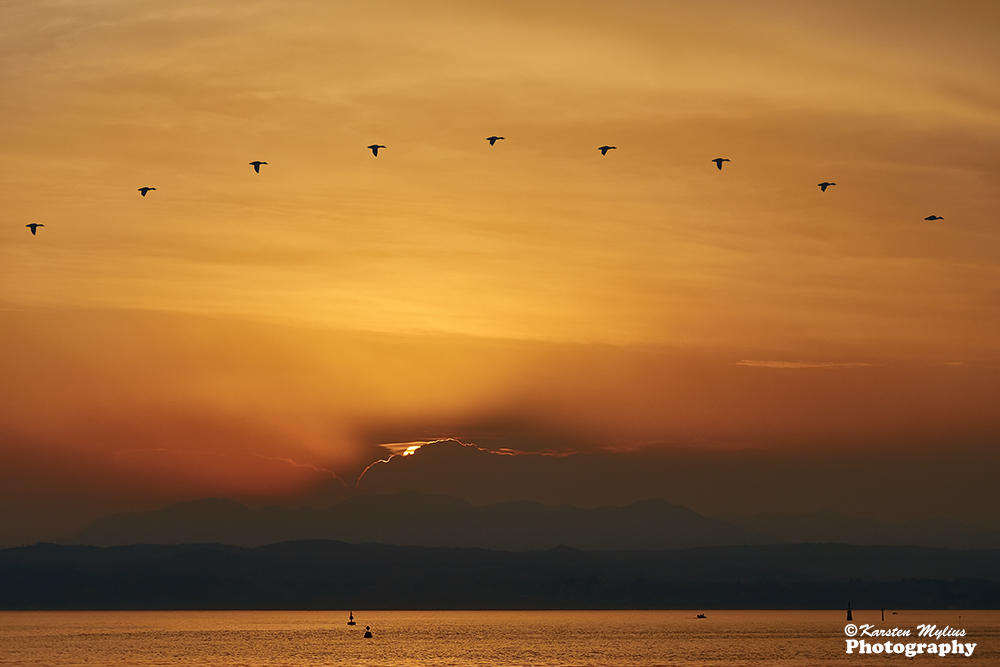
[69, 492, 774, 550]
[3, 541, 999, 610]
[719, 509, 1000, 549]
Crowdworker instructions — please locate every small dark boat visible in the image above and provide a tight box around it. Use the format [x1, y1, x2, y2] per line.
[347, 612, 356, 626]
[696, 614, 707, 619]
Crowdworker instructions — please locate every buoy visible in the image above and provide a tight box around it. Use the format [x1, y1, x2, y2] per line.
[364, 625, 373, 639]
[347, 611, 356, 626]
[847, 602, 852, 622]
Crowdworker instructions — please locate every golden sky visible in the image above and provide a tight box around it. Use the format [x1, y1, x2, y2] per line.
[1, 1, 999, 543]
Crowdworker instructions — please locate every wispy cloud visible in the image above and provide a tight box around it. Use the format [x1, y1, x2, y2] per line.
[361, 438, 569, 489]
[736, 360, 874, 369]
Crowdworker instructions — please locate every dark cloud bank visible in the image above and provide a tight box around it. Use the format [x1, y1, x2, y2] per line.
[358, 439, 1000, 529]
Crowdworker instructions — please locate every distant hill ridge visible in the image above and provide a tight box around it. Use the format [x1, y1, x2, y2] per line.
[69, 492, 774, 550]
[66, 492, 1000, 551]
[3, 541, 1000, 610]
[720, 509, 1000, 549]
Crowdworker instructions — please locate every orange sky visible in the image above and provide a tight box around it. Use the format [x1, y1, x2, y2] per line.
[1, 1, 999, 544]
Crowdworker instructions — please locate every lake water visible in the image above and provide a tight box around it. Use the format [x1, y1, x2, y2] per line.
[1, 610, 996, 666]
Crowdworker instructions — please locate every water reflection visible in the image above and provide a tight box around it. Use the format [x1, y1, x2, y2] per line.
[0, 610, 995, 666]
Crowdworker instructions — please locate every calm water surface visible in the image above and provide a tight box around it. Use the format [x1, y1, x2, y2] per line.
[1, 610, 996, 666]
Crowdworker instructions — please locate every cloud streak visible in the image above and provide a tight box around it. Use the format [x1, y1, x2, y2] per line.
[736, 360, 874, 369]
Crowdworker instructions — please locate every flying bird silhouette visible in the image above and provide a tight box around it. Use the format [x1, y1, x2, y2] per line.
[487, 136, 505, 146]
[368, 144, 386, 157]
[137, 187, 156, 197]
[249, 161, 267, 173]
[924, 215, 944, 221]
[712, 158, 730, 170]
[598, 145, 616, 155]
[26, 223, 44, 235]
[818, 182, 836, 192]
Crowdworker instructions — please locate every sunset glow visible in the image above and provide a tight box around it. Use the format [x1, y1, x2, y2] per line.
[1, 0, 999, 546]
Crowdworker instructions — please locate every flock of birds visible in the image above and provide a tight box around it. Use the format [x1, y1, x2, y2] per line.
[22, 136, 945, 235]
